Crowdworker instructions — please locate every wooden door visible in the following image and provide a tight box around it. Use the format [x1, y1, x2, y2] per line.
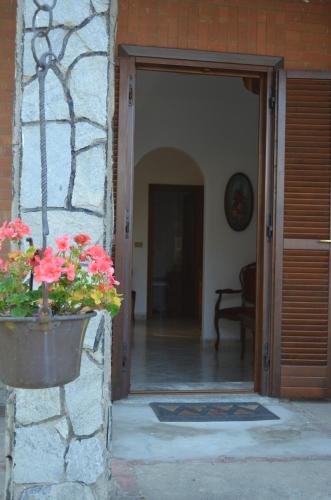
[112, 56, 135, 400]
[273, 71, 331, 398]
[147, 185, 203, 320]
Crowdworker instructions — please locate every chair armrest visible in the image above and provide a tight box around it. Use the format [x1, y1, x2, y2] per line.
[215, 288, 242, 295]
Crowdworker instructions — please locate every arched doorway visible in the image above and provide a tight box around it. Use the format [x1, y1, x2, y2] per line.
[133, 147, 204, 321]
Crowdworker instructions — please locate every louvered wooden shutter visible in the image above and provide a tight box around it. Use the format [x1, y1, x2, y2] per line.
[280, 72, 331, 398]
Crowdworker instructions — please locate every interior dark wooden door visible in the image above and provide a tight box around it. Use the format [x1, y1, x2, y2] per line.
[112, 56, 136, 401]
[275, 71, 331, 398]
[148, 185, 203, 320]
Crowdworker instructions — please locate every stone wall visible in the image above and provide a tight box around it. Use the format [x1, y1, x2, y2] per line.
[5, 1, 117, 498]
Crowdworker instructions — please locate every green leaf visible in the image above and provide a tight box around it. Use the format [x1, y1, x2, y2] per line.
[11, 306, 30, 317]
[107, 302, 121, 317]
[10, 293, 28, 306]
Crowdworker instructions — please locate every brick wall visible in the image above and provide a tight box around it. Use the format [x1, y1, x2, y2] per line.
[117, 0, 331, 70]
[0, 0, 16, 236]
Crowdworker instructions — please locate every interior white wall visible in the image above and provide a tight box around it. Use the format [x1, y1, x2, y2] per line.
[133, 71, 259, 340]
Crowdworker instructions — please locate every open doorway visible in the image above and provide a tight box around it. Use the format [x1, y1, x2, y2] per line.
[130, 70, 259, 392]
[148, 184, 204, 321]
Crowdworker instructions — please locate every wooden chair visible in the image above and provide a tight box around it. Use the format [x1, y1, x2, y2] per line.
[214, 262, 256, 358]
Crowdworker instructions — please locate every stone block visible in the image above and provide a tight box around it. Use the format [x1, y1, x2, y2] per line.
[19, 482, 94, 500]
[22, 210, 104, 249]
[22, 32, 36, 79]
[23, 28, 67, 79]
[72, 145, 106, 213]
[60, 16, 108, 70]
[24, 0, 92, 29]
[69, 55, 108, 126]
[15, 388, 61, 425]
[75, 121, 107, 150]
[87, 347, 104, 365]
[92, 0, 109, 13]
[66, 436, 104, 484]
[21, 123, 71, 209]
[84, 312, 103, 350]
[22, 71, 69, 122]
[65, 353, 103, 436]
[84, 313, 105, 364]
[54, 418, 70, 440]
[14, 424, 65, 483]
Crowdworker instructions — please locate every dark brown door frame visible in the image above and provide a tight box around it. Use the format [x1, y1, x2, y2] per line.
[113, 44, 284, 400]
[112, 55, 135, 401]
[147, 184, 204, 320]
[269, 69, 286, 397]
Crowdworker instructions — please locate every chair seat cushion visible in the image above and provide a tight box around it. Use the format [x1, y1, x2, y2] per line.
[218, 306, 254, 321]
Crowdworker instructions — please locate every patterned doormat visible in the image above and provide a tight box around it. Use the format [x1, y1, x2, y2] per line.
[150, 402, 280, 422]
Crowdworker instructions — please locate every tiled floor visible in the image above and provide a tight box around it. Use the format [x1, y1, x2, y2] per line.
[130, 319, 254, 391]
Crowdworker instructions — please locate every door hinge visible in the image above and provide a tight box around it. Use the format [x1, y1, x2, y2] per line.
[266, 214, 273, 241]
[125, 208, 130, 239]
[122, 341, 128, 370]
[263, 342, 270, 372]
[128, 76, 133, 106]
[269, 89, 275, 110]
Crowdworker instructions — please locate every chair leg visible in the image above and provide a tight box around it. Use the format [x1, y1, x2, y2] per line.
[240, 322, 246, 359]
[214, 315, 220, 351]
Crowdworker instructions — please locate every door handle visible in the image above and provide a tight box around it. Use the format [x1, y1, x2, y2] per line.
[319, 240, 331, 243]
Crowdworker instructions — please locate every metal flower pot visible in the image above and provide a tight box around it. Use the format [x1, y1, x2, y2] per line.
[0, 312, 96, 389]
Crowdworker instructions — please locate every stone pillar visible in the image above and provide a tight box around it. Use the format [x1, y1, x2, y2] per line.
[5, 1, 117, 498]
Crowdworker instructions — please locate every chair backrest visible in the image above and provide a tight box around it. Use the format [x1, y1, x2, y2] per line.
[239, 262, 256, 305]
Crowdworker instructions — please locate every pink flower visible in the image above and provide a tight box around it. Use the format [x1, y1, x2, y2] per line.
[0, 223, 15, 241]
[55, 235, 70, 252]
[12, 219, 31, 239]
[83, 245, 115, 277]
[74, 233, 91, 246]
[84, 245, 112, 263]
[97, 259, 112, 273]
[34, 247, 65, 283]
[0, 219, 31, 242]
[107, 273, 120, 287]
[34, 262, 62, 283]
[0, 258, 7, 272]
[88, 261, 99, 274]
[64, 264, 75, 281]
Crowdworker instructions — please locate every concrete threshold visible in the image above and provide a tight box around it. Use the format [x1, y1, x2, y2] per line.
[111, 394, 331, 499]
[130, 381, 254, 393]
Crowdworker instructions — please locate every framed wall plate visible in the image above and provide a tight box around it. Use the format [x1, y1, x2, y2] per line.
[224, 173, 254, 231]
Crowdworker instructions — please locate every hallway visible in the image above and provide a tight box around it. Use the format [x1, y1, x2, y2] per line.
[130, 319, 254, 392]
